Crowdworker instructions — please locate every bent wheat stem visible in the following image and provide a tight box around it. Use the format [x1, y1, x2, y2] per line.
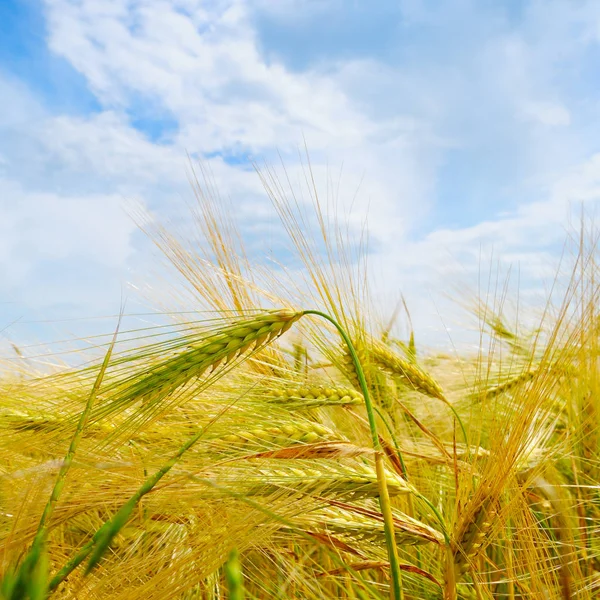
[302, 310, 403, 600]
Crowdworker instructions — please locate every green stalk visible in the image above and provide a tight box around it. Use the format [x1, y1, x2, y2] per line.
[10, 323, 119, 598]
[38, 326, 119, 537]
[224, 549, 244, 600]
[302, 310, 403, 600]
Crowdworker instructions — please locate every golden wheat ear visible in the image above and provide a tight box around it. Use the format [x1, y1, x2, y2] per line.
[266, 385, 364, 409]
[368, 339, 447, 402]
[70, 309, 303, 443]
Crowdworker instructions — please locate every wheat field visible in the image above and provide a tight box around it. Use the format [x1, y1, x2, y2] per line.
[1, 165, 599, 599]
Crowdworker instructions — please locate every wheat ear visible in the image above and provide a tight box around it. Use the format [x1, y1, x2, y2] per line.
[452, 494, 499, 577]
[90, 309, 302, 431]
[368, 339, 446, 402]
[470, 367, 538, 400]
[368, 341, 469, 444]
[216, 422, 334, 448]
[267, 385, 363, 409]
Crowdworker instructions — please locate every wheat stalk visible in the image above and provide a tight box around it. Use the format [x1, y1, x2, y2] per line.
[303, 310, 405, 599]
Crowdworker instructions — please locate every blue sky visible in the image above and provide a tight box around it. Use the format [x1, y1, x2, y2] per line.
[1, 0, 600, 351]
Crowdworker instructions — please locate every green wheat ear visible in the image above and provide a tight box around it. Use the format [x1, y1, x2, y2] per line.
[86, 309, 303, 438]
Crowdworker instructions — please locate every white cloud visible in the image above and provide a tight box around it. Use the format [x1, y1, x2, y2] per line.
[33, 112, 183, 186]
[521, 101, 571, 127]
[0, 72, 46, 129]
[364, 151, 600, 348]
[1, 0, 599, 350]
[0, 178, 136, 291]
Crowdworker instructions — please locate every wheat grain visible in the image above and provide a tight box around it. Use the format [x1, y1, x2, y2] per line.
[266, 385, 363, 409]
[215, 422, 334, 449]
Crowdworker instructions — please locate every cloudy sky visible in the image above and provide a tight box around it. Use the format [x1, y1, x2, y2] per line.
[1, 0, 600, 352]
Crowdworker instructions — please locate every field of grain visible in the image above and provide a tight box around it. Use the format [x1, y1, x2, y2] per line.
[1, 169, 599, 599]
